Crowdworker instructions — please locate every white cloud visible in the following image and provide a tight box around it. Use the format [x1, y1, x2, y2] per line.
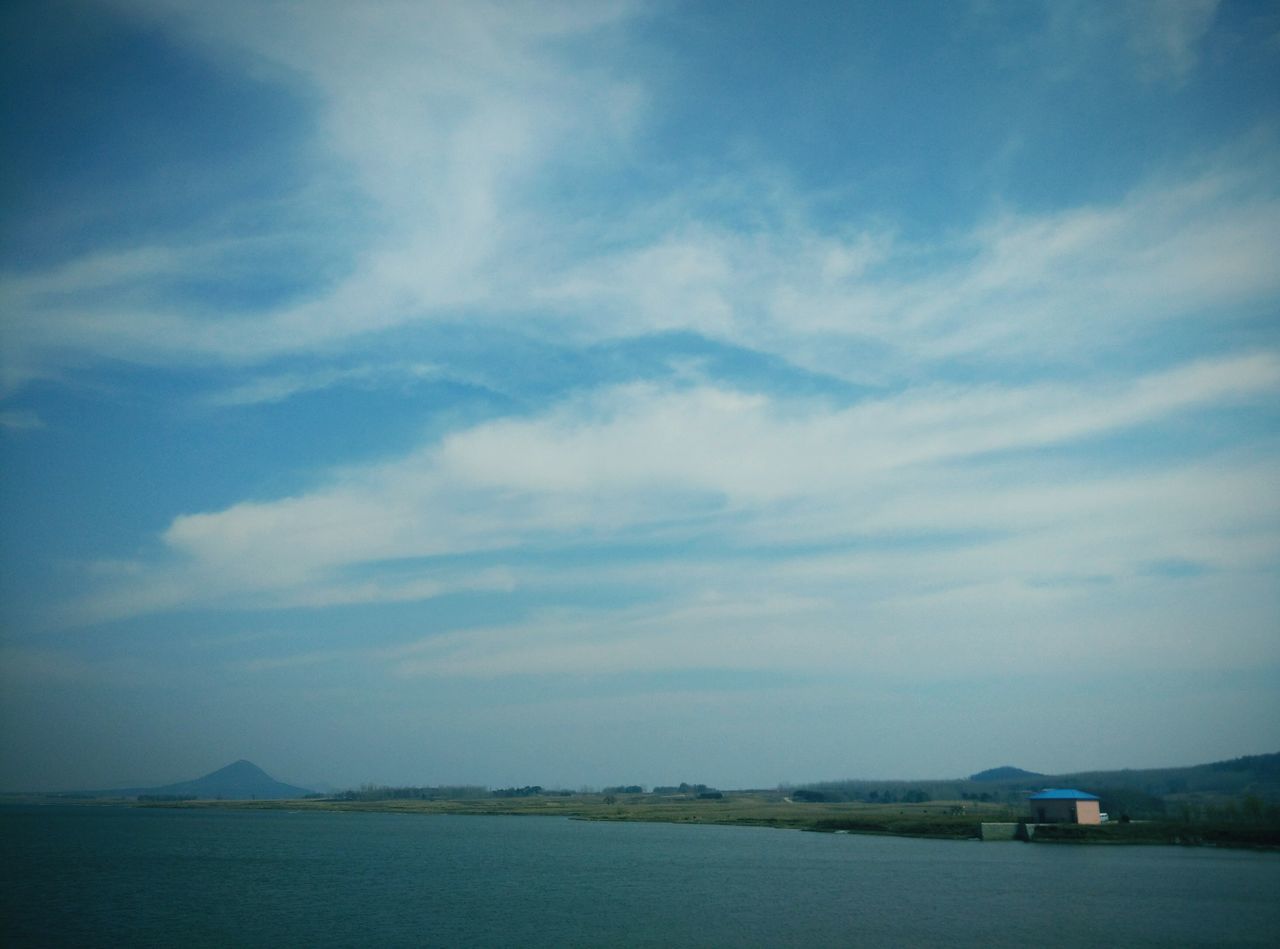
[540, 159, 1280, 379]
[3, 0, 642, 389]
[205, 362, 456, 407]
[0, 409, 43, 431]
[66, 350, 1280, 626]
[1122, 0, 1220, 80]
[3, 1, 1274, 396]
[377, 483, 1278, 681]
[6, 0, 1279, 792]
[1032, 0, 1220, 83]
[136, 0, 640, 332]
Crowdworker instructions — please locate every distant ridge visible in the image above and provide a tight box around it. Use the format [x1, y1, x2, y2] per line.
[969, 766, 1044, 782]
[965, 754, 1280, 794]
[793, 752, 1280, 806]
[82, 760, 313, 800]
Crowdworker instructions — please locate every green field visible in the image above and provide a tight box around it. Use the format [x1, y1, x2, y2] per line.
[124, 790, 1280, 848]
[1028, 820, 1280, 848]
[139, 790, 1019, 839]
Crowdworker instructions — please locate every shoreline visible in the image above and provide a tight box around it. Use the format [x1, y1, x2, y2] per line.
[9, 792, 1274, 850]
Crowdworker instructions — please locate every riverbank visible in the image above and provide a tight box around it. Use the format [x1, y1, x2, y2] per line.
[132, 791, 1014, 839]
[18, 790, 1275, 848]
[1026, 820, 1280, 849]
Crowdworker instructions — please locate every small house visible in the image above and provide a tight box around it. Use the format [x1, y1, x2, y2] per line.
[1028, 788, 1101, 824]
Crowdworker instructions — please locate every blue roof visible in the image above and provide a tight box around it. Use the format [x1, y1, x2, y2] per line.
[1029, 788, 1099, 801]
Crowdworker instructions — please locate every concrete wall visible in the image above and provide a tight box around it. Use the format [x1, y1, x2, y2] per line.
[980, 822, 1019, 841]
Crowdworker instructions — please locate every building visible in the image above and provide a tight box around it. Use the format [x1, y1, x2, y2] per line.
[1028, 788, 1102, 824]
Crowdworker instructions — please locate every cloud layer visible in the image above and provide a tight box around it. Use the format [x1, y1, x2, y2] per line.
[2, 0, 1277, 789]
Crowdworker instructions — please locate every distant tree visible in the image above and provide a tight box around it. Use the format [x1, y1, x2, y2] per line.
[492, 786, 543, 798]
[1094, 787, 1166, 820]
[677, 783, 709, 794]
[793, 789, 828, 803]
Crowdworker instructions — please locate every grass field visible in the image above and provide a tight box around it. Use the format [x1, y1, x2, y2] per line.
[1028, 820, 1280, 848]
[123, 791, 1280, 848]
[138, 791, 1021, 838]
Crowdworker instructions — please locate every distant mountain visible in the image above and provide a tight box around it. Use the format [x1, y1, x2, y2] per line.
[962, 753, 1280, 799]
[1041, 752, 1280, 798]
[969, 766, 1044, 782]
[794, 752, 1280, 807]
[79, 760, 313, 800]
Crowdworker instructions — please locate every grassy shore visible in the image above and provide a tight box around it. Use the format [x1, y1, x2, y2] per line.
[119, 792, 1280, 849]
[0, 789, 1258, 848]
[133, 791, 1018, 838]
[1029, 821, 1280, 848]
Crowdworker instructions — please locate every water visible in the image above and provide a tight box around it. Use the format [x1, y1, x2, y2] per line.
[2, 806, 1277, 947]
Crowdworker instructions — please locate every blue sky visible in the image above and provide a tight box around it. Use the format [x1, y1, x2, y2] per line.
[2, 0, 1278, 792]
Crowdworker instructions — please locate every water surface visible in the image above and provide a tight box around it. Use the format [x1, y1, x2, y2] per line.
[2, 806, 1277, 946]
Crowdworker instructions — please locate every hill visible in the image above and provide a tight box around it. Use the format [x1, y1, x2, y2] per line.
[143, 760, 313, 800]
[960, 753, 1280, 798]
[969, 766, 1043, 782]
[793, 752, 1280, 810]
[72, 760, 313, 800]
[1038, 752, 1280, 799]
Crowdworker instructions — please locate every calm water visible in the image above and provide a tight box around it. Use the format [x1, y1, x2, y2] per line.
[2, 806, 1278, 947]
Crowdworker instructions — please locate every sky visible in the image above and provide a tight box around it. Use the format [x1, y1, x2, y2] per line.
[1, 0, 1278, 793]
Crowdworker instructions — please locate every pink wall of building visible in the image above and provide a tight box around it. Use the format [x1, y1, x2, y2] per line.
[1074, 800, 1101, 824]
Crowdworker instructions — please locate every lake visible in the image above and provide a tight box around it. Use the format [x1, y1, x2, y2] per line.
[2, 806, 1277, 946]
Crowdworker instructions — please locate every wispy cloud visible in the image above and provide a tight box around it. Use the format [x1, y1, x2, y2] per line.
[380, 550, 1276, 683]
[542, 155, 1280, 380]
[4, 0, 1278, 787]
[7, 138, 1277, 400]
[1122, 0, 1221, 81]
[4, 3, 1273, 399]
[4, 0, 642, 390]
[63, 350, 1279, 626]
[1016, 0, 1221, 83]
[205, 362, 453, 407]
[0, 409, 43, 431]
